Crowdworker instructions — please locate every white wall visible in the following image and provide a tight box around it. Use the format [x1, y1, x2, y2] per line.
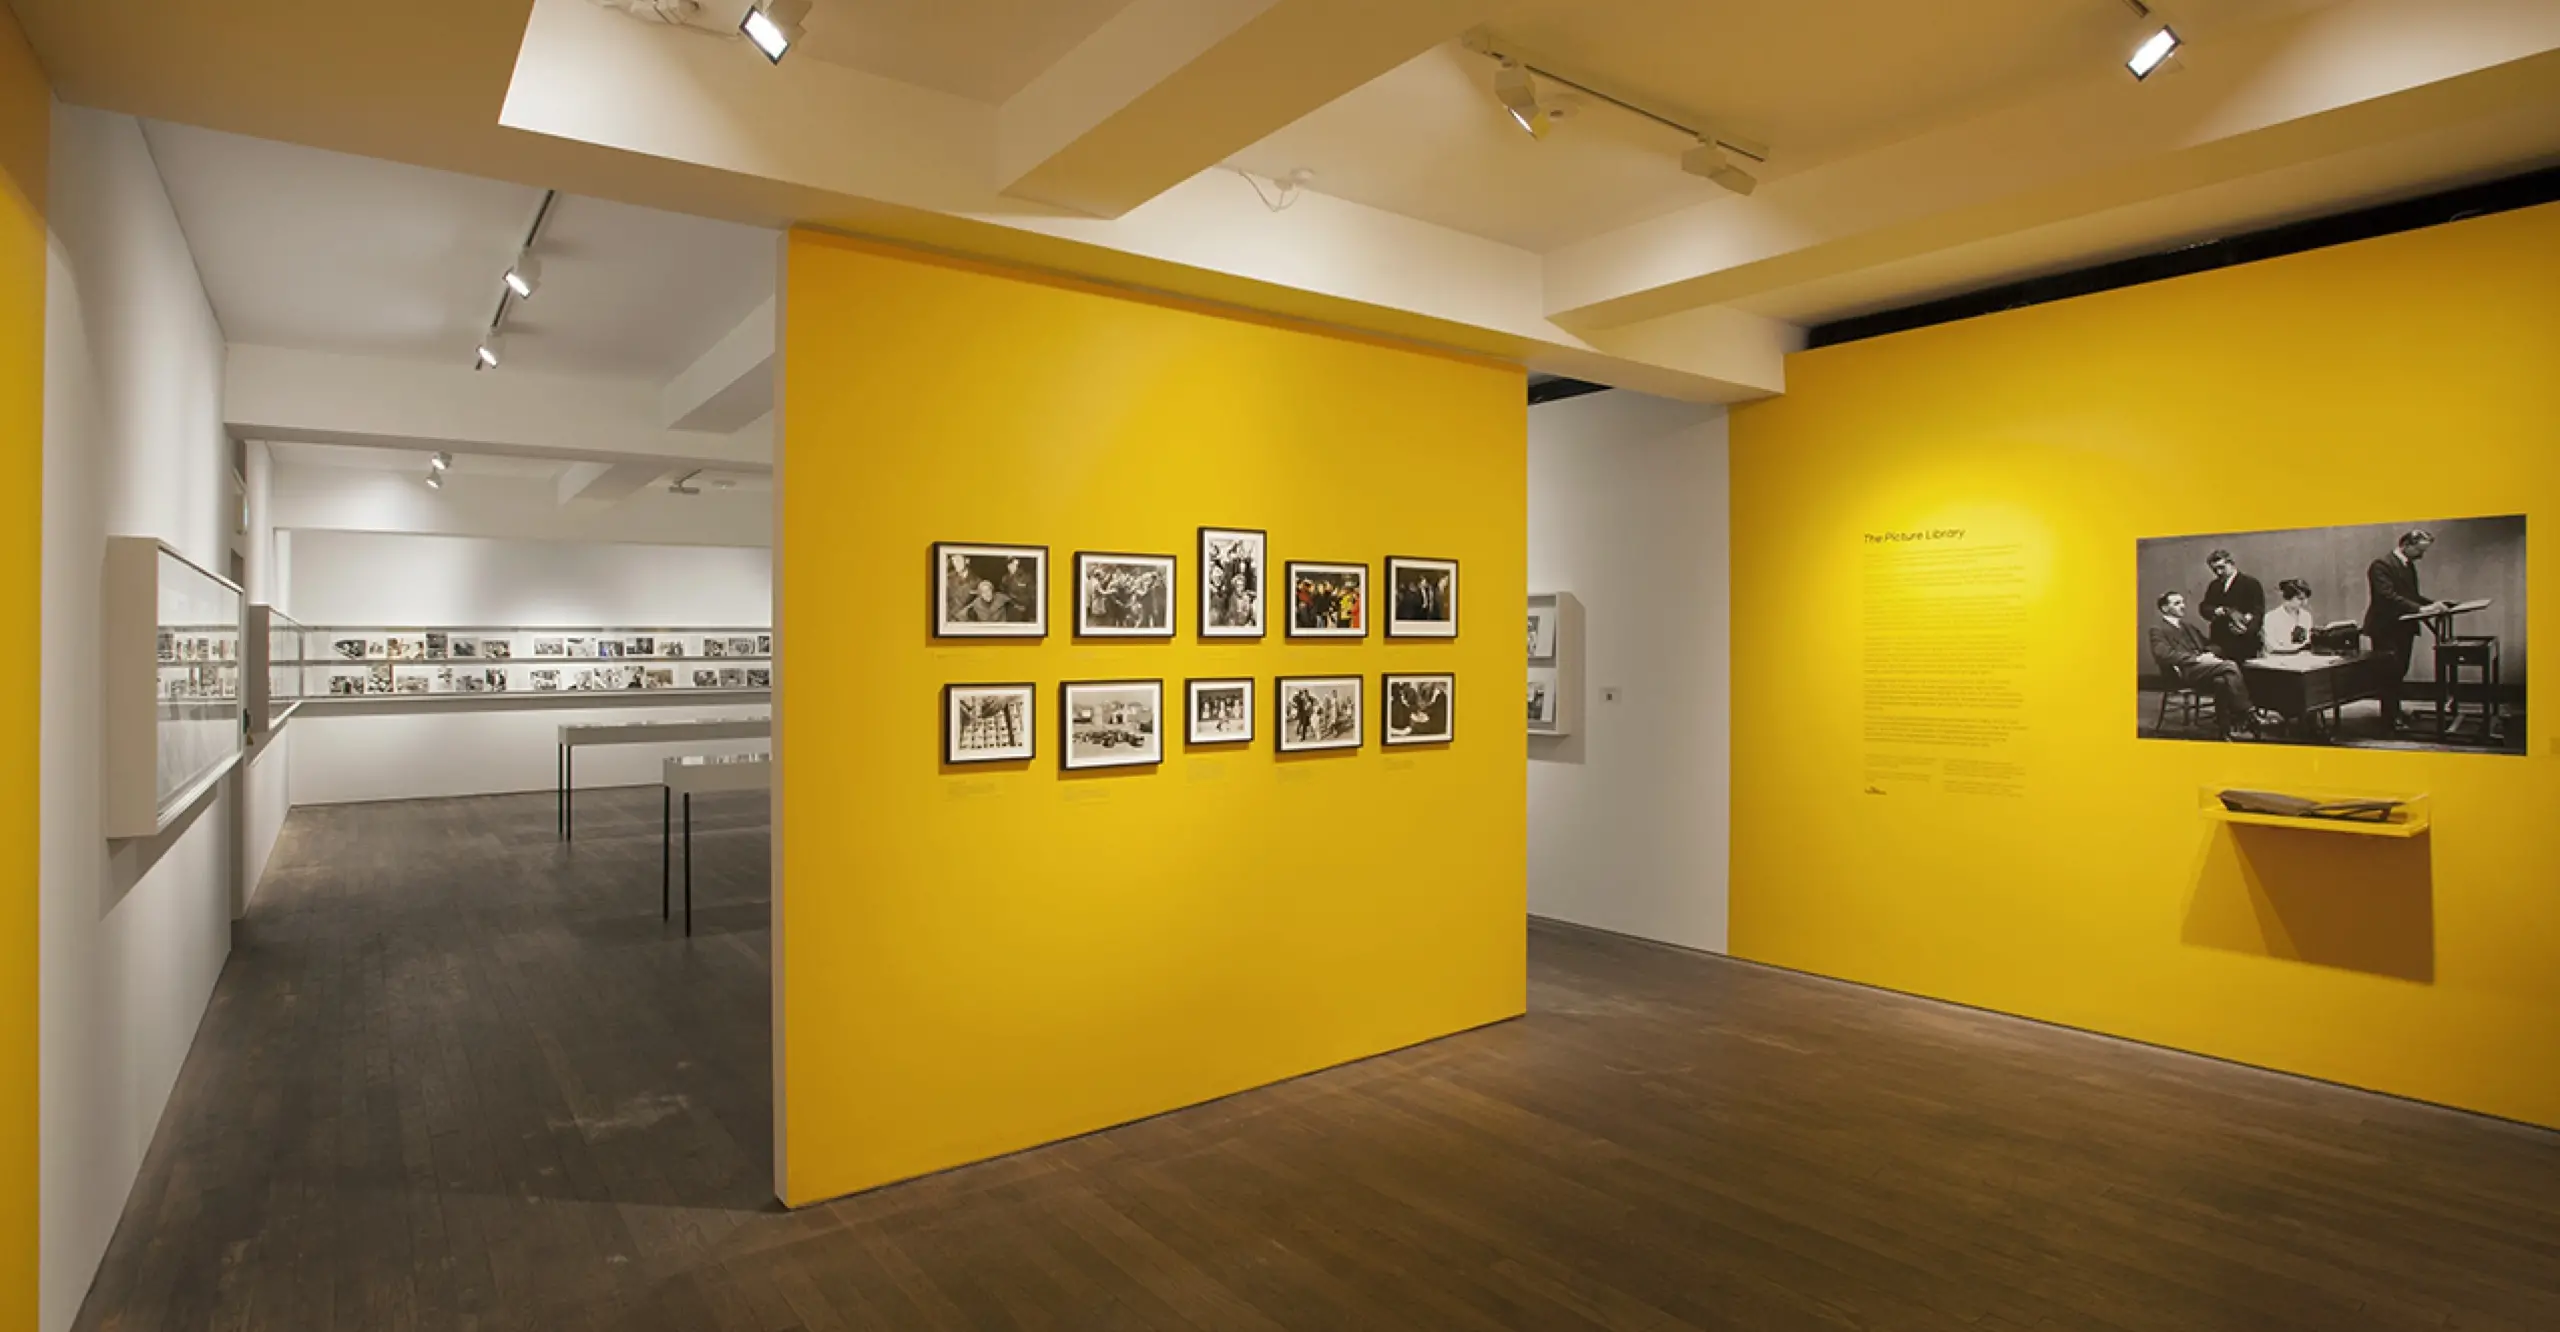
[270, 459, 773, 548]
[1527, 390, 1732, 953]
[286, 531, 771, 803]
[39, 105, 236, 1332]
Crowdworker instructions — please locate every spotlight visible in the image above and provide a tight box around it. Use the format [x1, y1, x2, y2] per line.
[424, 471, 443, 492]
[475, 331, 504, 370]
[2127, 26, 2179, 79]
[503, 253, 541, 300]
[430, 452, 452, 472]
[740, 0, 809, 64]
[1493, 60, 1549, 139]
[1682, 138, 1760, 196]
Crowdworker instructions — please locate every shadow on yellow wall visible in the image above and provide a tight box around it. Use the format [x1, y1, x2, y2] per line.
[2182, 828, 2433, 984]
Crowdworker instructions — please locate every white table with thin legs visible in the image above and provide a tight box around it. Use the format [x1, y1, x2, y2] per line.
[662, 752, 772, 937]
[555, 716, 769, 839]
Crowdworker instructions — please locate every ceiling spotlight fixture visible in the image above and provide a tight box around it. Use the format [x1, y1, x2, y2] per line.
[1681, 134, 1767, 196]
[2127, 25, 2180, 79]
[475, 331, 505, 370]
[1468, 32, 1767, 194]
[424, 470, 444, 492]
[740, 0, 810, 64]
[1492, 60, 1549, 139]
[430, 452, 452, 472]
[502, 253, 541, 300]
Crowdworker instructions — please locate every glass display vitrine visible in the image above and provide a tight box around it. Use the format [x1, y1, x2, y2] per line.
[297, 627, 773, 701]
[105, 537, 244, 838]
[246, 604, 310, 737]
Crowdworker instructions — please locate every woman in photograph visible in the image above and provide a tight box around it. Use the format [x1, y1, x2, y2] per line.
[2263, 579, 2317, 655]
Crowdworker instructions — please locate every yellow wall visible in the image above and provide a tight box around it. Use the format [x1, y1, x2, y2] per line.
[0, 9, 39, 1325]
[774, 233, 1527, 1204]
[1729, 202, 2560, 1128]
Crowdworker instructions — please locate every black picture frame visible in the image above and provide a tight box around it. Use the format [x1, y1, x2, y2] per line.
[1274, 674, 1364, 752]
[1382, 672, 1455, 746]
[1060, 679, 1165, 770]
[1184, 677, 1256, 746]
[1073, 551, 1178, 638]
[1197, 526, 1268, 639]
[1384, 556, 1460, 639]
[1283, 560, 1369, 639]
[943, 682, 1036, 765]
[932, 542, 1049, 639]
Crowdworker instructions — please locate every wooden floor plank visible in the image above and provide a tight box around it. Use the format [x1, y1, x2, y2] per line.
[69, 787, 2560, 1331]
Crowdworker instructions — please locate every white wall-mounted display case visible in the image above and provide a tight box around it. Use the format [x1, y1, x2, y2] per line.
[295, 626, 773, 702]
[1527, 591, 1584, 738]
[104, 537, 245, 838]
[246, 604, 309, 738]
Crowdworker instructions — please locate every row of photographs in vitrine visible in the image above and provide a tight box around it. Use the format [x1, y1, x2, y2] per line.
[945, 673, 1456, 770]
[312, 663, 772, 696]
[310, 629, 772, 662]
[157, 629, 238, 664]
[935, 534, 1461, 641]
[161, 663, 241, 703]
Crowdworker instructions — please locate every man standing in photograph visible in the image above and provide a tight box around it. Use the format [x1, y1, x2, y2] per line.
[2151, 591, 2276, 740]
[2363, 528, 2448, 734]
[2198, 549, 2266, 663]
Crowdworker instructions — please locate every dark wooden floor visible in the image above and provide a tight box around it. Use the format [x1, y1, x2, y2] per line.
[78, 790, 2560, 1331]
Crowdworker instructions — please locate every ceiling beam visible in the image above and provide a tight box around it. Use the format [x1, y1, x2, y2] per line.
[1541, 0, 2560, 330]
[226, 344, 773, 471]
[995, 0, 1488, 218]
[663, 295, 776, 432]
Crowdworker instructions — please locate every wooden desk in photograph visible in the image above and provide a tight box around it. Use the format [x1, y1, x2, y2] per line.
[662, 752, 773, 936]
[2243, 654, 2375, 735]
[557, 716, 770, 838]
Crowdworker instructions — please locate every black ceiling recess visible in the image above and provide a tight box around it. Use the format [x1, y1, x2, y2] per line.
[1526, 375, 1612, 406]
[1806, 164, 2560, 350]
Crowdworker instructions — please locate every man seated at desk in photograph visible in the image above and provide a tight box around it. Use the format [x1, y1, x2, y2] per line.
[2362, 528, 2454, 733]
[2262, 579, 2319, 655]
[2198, 548, 2266, 662]
[2151, 591, 2281, 740]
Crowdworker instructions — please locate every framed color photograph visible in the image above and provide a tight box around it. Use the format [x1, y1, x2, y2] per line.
[1185, 677, 1255, 745]
[1198, 527, 1267, 638]
[1384, 672, 1455, 746]
[1285, 561, 1368, 638]
[945, 682, 1035, 765]
[1075, 551, 1176, 637]
[1061, 680, 1164, 770]
[1275, 675, 1363, 752]
[934, 542, 1049, 638]
[1385, 556, 1459, 639]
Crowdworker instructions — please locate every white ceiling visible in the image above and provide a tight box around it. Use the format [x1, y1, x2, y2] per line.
[1232, 0, 2328, 252]
[790, 0, 1140, 102]
[142, 120, 778, 380]
[269, 440, 774, 491]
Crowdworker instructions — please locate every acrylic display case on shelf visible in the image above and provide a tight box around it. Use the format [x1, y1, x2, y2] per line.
[246, 604, 310, 738]
[297, 627, 773, 703]
[1526, 591, 1584, 738]
[104, 537, 244, 839]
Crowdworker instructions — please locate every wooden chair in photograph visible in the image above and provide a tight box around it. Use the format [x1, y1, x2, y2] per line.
[2154, 684, 2211, 736]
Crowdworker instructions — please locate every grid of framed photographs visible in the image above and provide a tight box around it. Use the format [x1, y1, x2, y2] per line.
[932, 533, 1459, 772]
[294, 627, 772, 699]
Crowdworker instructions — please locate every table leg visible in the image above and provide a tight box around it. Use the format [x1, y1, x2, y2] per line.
[661, 784, 671, 921]
[683, 792, 693, 938]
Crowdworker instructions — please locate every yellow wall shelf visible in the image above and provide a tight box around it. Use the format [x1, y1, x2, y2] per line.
[2198, 788, 2431, 839]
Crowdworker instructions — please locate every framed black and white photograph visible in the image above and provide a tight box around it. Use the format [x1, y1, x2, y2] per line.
[450, 636, 480, 659]
[729, 636, 757, 657]
[1061, 679, 1163, 771]
[2136, 514, 2526, 752]
[485, 640, 513, 660]
[703, 638, 727, 659]
[945, 682, 1035, 765]
[1275, 675, 1363, 752]
[746, 667, 771, 687]
[1185, 677, 1255, 745]
[1527, 669, 1558, 727]
[935, 542, 1049, 638]
[1386, 557, 1459, 639]
[1384, 672, 1455, 746]
[1075, 551, 1176, 637]
[1199, 527, 1266, 638]
[1527, 606, 1558, 660]
[1286, 561, 1368, 638]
